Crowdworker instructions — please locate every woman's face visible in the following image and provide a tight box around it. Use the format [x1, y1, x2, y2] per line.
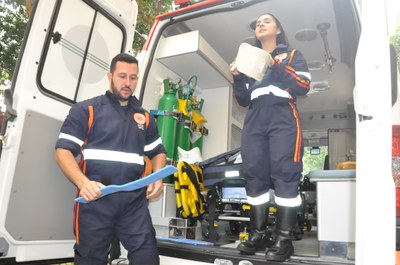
[255, 14, 281, 42]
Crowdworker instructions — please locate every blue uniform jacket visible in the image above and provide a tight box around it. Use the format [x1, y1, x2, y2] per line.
[55, 91, 166, 186]
[233, 44, 311, 107]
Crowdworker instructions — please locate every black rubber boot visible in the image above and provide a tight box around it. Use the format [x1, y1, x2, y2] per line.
[237, 203, 274, 255]
[265, 205, 297, 261]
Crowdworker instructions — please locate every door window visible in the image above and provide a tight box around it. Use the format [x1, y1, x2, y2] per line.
[37, 0, 126, 104]
[303, 146, 329, 175]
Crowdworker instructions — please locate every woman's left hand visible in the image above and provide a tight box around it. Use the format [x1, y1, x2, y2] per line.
[230, 61, 241, 75]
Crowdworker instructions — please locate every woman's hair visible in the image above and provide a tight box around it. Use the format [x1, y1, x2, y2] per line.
[253, 13, 289, 48]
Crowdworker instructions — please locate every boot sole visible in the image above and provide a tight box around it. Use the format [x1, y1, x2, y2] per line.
[237, 245, 257, 255]
[238, 244, 268, 255]
[265, 249, 294, 261]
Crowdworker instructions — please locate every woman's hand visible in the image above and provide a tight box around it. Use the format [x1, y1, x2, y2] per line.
[230, 61, 241, 75]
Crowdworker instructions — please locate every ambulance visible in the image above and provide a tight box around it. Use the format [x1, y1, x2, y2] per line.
[0, 0, 398, 264]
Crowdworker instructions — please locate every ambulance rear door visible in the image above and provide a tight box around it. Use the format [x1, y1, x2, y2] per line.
[354, 0, 396, 264]
[0, 0, 137, 262]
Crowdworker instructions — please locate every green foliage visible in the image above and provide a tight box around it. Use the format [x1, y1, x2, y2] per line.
[0, 1, 27, 87]
[134, 0, 174, 54]
[302, 146, 328, 175]
[390, 22, 400, 69]
[0, 1, 174, 86]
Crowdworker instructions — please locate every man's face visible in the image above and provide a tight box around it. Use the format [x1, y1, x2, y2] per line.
[107, 61, 139, 105]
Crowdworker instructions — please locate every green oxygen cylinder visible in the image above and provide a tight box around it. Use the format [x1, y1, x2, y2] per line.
[174, 76, 196, 162]
[156, 79, 178, 165]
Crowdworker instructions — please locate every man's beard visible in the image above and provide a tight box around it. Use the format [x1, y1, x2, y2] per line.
[111, 80, 131, 102]
[118, 94, 129, 102]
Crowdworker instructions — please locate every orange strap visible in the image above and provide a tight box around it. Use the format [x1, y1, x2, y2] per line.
[79, 105, 94, 172]
[287, 49, 296, 66]
[145, 112, 150, 127]
[75, 106, 95, 244]
[86, 105, 94, 137]
[142, 112, 152, 177]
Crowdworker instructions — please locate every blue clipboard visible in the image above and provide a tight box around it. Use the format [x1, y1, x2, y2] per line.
[75, 165, 177, 203]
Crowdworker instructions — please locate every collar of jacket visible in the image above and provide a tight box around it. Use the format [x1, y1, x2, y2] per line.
[105, 90, 143, 113]
[271, 44, 289, 57]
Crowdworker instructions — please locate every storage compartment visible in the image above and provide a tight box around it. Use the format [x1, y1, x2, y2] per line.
[148, 30, 243, 159]
[148, 183, 177, 234]
[309, 169, 356, 259]
[168, 218, 201, 240]
[155, 30, 233, 89]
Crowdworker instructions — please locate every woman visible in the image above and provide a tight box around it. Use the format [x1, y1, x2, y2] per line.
[230, 13, 311, 262]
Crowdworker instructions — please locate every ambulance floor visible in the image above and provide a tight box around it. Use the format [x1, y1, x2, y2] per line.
[54, 228, 348, 265]
[220, 227, 319, 257]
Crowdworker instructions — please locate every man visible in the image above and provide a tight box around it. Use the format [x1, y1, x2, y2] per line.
[55, 53, 166, 265]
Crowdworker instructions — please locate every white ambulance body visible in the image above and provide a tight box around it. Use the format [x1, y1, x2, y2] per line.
[0, 0, 398, 264]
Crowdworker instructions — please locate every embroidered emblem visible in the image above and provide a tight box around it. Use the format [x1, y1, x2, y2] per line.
[134, 113, 146, 130]
[274, 52, 288, 63]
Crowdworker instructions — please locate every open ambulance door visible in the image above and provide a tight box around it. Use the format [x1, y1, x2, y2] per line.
[354, 0, 396, 264]
[0, 0, 137, 263]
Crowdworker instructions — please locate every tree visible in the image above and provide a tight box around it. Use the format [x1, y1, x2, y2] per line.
[302, 146, 328, 175]
[134, 0, 174, 54]
[0, 0, 28, 87]
[0, 0, 174, 87]
[390, 22, 400, 69]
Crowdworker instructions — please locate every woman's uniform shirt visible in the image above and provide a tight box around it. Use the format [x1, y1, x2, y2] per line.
[233, 44, 311, 107]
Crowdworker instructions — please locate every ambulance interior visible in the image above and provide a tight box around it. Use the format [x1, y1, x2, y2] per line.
[0, 0, 397, 263]
[139, 0, 396, 262]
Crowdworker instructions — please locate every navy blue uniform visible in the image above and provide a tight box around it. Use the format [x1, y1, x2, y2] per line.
[55, 91, 166, 265]
[233, 44, 310, 207]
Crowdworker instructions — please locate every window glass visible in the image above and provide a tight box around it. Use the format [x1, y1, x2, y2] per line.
[302, 146, 328, 175]
[38, 0, 125, 104]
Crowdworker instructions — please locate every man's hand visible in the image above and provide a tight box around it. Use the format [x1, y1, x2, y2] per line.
[146, 179, 163, 200]
[55, 148, 106, 202]
[79, 179, 105, 202]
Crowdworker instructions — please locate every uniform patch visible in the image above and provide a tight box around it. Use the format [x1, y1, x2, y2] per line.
[134, 113, 146, 130]
[274, 52, 288, 63]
